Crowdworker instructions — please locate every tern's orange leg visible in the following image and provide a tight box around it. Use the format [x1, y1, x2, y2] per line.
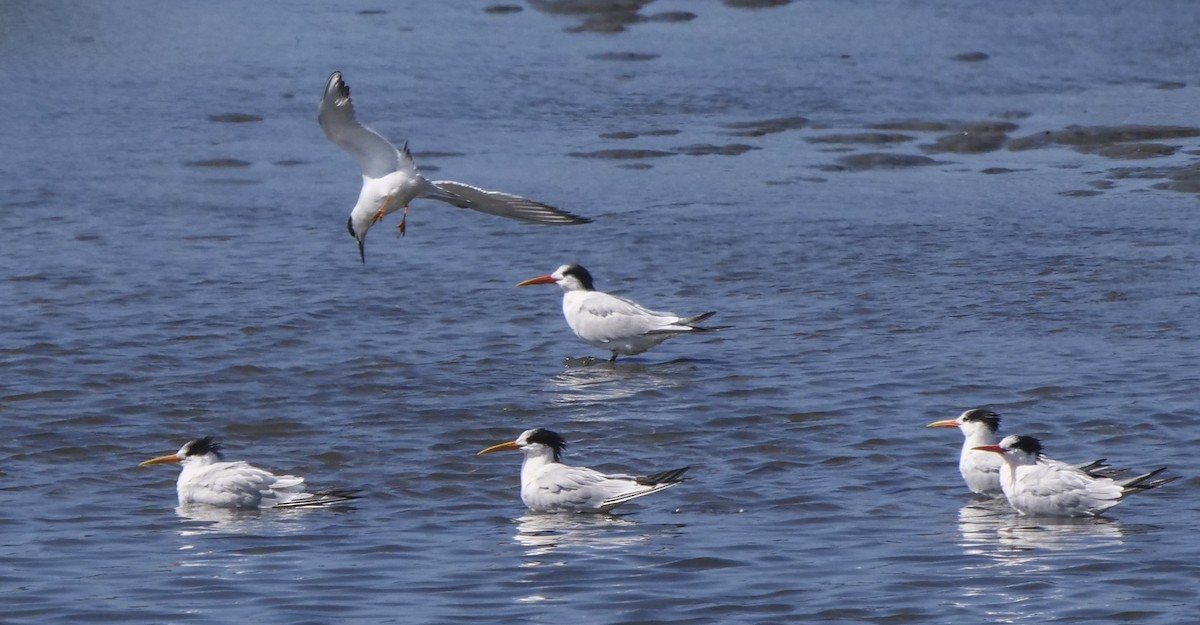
[372, 195, 394, 225]
[396, 204, 409, 237]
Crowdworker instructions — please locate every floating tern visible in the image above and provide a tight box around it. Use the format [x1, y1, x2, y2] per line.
[477, 428, 689, 513]
[516, 264, 726, 362]
[973, 434, 1177, 517]
[927, 408, 1115, 496]
[318, 71, 590, 263]
[139, 437, 360, 509]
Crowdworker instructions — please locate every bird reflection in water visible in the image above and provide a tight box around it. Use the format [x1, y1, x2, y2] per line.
[513, 513, 682, 558]
[173, 503, 344, 537]
[549, 358, 699, 405]
[956, 501, 1126, 563]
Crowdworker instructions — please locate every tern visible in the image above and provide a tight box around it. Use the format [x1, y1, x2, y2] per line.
[139, 437, 360, 509]
[973, 434, 1177, 517]
[516, 264, 726, 362]
[927, 408, 1114, 496]
[318, 71, 591, 263]
[477, 428, 689, 513]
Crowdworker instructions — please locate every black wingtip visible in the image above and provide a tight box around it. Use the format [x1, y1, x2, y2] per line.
[326, 71, 348, 98]
[1120, 467, 1179, 493]
[272, 488, 363, 509]
[686, 312, 730, 331]
[637, 466, 691, 486]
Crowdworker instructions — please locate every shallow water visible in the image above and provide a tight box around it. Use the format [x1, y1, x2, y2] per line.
[2, 1, 1199, 623]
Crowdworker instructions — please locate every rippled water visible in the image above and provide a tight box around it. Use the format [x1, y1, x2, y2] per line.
[3, 1, 1199, 623]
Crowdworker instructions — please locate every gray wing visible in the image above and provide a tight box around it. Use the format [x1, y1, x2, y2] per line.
[317, 71, 403, 179]
[189, 462, 304, 508]
[573, 291, 690, 339]
[428, 180, 591, 225]
[526, 465, 614, 511]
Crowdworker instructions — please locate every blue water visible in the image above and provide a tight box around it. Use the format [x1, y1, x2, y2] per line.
[2, 1, 1199, 623]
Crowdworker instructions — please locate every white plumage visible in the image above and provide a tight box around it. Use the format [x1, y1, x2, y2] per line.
[927, 409, 1007, 495]
[478, 428, 689, 513]
[318, 71, 589, 263]
[139, 437, 359, 509]
[517, 264, 724, 362]
[927, 408, 1114, 496]
[975, 434, 1176, 517]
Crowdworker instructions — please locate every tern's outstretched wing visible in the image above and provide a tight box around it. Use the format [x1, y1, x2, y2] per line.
[318, 71, 403, 179]
[428, 180, 591, 225]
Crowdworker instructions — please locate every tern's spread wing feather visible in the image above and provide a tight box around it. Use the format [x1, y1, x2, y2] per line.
[429, 181, 591, 225]
[318, 72, 403, 179]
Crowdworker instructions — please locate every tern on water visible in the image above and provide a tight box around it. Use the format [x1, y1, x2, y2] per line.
[973, 434, 1176, 517]
[318, 71, 591, 263]
[927, 408, 1115, 496]
[477, 428, 689, 513]
[516, 264, 726, 362]
[139, 437, 360, 509]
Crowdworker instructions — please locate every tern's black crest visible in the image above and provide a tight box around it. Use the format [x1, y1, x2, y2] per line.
[346, 216, 355, 239]
[962, 408, 1000, 433]
[183, 437, 223, 459]
[563, 264, 595, 291]
[1007, 435, 1043, 457]
[527, 428, 567, 462]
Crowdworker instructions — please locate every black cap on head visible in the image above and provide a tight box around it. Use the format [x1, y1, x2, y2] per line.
[1007, 435, 1043, 456]
[962, 409, 1000, 433]
[347, 216, 356, 239]
[526, 428, 567, 462]
[183, 437, 223, 459]
[562, 264, 595, 291]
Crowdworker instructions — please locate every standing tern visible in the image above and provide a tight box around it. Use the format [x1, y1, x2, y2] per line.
[516, 264, 726, 362]
[139, 437, 360, 509]
[973, 434, 1177, 517]
[477, 428, 689, 513]
[318, 71, 591, 263]
[927, 408, 1114, 496]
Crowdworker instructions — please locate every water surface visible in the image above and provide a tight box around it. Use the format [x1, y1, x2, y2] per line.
[2, 1, 1199, 623]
